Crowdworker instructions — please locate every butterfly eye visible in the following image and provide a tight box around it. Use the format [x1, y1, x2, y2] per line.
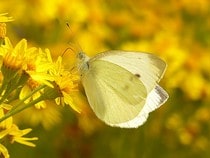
[77, 52, 85, 60]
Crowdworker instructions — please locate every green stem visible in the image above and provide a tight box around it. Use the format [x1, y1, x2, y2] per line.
[0, 88, 13, 104]
[0, 85, 46, 122]
[0, 97, 44, 122]
[6, 87, 22, 104]
[0, 84, 7, 104]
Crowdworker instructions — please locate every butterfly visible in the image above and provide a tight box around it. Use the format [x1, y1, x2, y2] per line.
[77, 50, 168, 128]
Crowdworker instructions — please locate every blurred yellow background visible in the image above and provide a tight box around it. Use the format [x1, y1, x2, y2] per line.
[1, 0, 210, 157]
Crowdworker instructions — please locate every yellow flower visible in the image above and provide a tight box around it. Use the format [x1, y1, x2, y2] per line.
[14, 54, 80, 129]
[0, 38, 55, 108]
[19, 48, 55, 105]
[0, 38, 54, 86]
[0, 13, 13, 23]
[0, 108, 37, 149]
[0, 143, 9, 158]
[49, 56, 80, 112]
[8, 125, 38, 147]
[0, 13, 13, 46]
[24, 48, 54, 87]
[1, 38, 52, 88]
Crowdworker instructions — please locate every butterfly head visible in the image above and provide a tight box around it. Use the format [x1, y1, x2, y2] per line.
[77, 52, 90, 75]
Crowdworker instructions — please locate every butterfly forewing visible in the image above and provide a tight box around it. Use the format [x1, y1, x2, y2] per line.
[81, 59, 147, 125]
[95, 51, 167, 93]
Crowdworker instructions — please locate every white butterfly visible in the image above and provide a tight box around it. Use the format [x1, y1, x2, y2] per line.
[77, 50, 168, 128]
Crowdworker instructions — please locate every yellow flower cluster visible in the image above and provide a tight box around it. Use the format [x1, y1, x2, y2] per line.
[0, 13, 82, 157]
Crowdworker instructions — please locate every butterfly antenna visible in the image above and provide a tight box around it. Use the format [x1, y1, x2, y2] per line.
[61, 47, 75, 57]
[61, 46, 78, 74]
[61, 23, 84, 73]
[66, 22, 83, 53]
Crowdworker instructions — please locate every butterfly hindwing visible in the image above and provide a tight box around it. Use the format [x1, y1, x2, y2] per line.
[112, 85, 169, 128]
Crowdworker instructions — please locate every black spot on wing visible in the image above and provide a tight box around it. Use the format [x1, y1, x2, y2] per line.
[135, 73, 141, 78]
